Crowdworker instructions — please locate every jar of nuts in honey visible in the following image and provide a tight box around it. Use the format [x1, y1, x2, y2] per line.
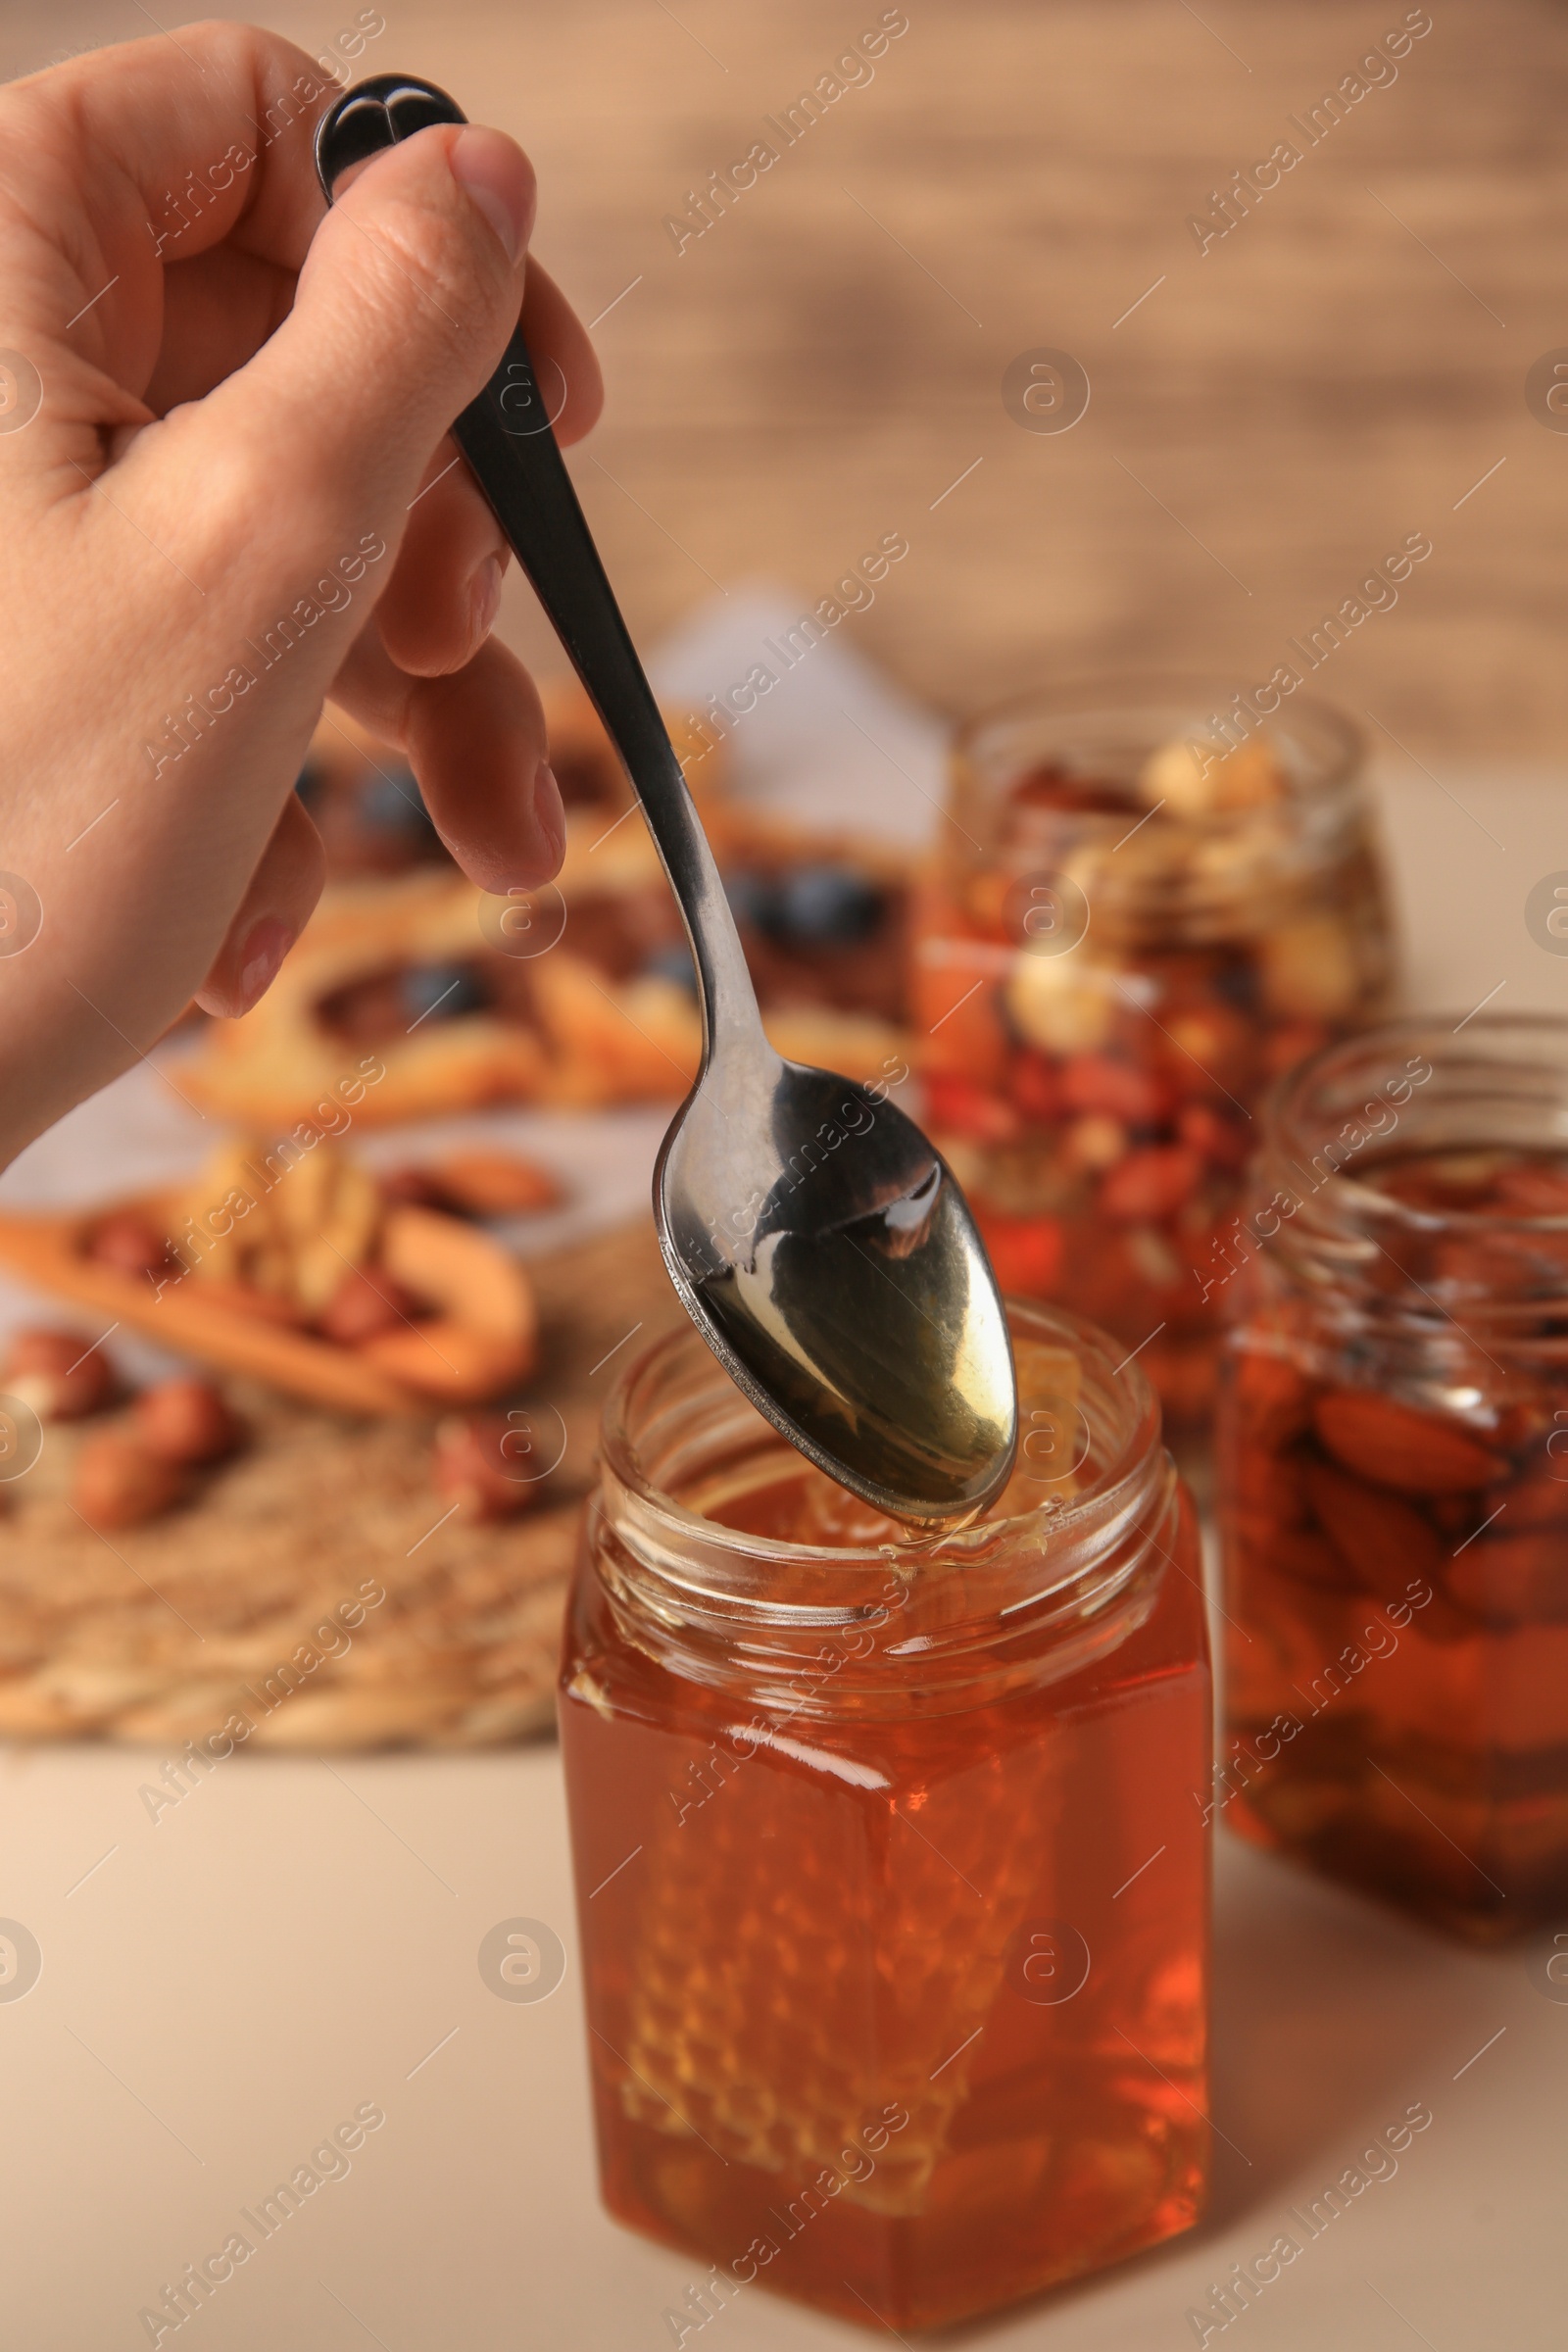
[1219, 1016, 1568, 1941]
[560, 1302, 1210, 2331]
[915, 680, 1394, 1441]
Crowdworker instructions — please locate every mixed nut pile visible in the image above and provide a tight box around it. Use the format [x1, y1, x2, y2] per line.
[0, 1140, 562, 1532]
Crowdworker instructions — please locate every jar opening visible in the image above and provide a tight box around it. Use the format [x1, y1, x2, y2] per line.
[1258, 1015, 1568, 1326]
[1272, 1016, 1568, 1226]
[954, 673, 1363, 823]
[589, 1301, 1177, 1714]
[947, 677, 1373, 946]
[602, 1299, 1158, 1564]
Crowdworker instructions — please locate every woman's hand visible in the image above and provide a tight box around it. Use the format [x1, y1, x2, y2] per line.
[0, 22, 601, 1163]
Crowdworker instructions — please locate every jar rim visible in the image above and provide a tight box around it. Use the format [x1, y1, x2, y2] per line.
[599, 1297, 1163, 1569]
[953, 671, 1364, 813]
[1269, 1013, 1568, 1237]
[590, 1300, 1179, 1716]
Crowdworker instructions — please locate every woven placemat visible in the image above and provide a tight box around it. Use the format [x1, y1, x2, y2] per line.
[0, 1220, 684, 1750]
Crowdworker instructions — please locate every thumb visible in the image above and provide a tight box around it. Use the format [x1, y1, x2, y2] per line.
[191, 122, 533, 544]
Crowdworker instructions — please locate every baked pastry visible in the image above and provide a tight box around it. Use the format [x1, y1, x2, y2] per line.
[296, 683, 729, 884]
[718, 805, 913, 1029]
[189, 687, 915, 1125]
[188, 852, 913, 1128]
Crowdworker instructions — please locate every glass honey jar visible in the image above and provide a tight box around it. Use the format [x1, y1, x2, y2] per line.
[559, 1302, 1211, 2332]
[1218, 1016, 1568, 1942]
[913, 679, 1395, 1441]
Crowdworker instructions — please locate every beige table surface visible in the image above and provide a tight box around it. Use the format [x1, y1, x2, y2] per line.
[0, 761, 1564, 2352]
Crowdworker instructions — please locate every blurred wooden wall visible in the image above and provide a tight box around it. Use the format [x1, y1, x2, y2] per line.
[7, 0, 1567, 760]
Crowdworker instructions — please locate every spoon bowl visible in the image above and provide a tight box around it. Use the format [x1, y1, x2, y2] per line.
[316, 74, 1019, 1519]
[660, 1047, 1016, 1517]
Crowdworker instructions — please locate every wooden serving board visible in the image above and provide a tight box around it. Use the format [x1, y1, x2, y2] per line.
[0, 1219, 685, 1751]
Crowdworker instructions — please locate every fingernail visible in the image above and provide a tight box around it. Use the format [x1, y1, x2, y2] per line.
[235, 917, 296, 1016]
[470, 554, 504, 645]
[449, 125, 531, 266]
[534, 762, 565, 868]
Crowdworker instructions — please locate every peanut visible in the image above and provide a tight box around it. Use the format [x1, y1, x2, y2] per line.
[74, 1432, 185, 1530]
[2, 1328, 114, 1421]
[433, 1414, 542, 1519]
[86, 1212, 171, 1279]
[133, 1378, 243, 1466]
[318, 1264, 421, 1346]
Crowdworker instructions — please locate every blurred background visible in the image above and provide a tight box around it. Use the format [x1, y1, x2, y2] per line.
[5, 0, 1562, 752]
[5, 7, 1567, 2349]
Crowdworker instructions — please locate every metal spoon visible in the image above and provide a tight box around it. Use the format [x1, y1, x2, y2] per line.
[314, 74, 1017, 1519]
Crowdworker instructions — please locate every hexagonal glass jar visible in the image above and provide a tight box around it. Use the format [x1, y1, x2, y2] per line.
[559, 1302, 1211, 2332]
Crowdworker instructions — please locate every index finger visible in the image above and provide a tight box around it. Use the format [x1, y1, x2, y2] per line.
[0, 26, 601, 438]
[0, 22, 336, 416]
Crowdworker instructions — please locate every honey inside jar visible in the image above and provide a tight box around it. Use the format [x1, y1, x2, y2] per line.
[1220, 1023, 1568, 1941]
[560, 1304, 1210, 2331]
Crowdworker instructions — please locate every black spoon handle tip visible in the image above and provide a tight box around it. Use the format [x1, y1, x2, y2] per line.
[312, 71, 761, 1047]
[314, 73, 468, 200]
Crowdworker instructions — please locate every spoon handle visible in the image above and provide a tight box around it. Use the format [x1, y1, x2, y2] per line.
[314, 74, 763, 1057]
